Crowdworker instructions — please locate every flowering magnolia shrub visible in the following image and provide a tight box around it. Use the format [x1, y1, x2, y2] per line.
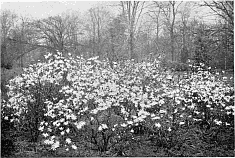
[2, 52, 234, 153]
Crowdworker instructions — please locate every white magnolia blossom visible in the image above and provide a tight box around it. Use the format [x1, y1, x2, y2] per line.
[51, 141, 60, 150]
[71, 145, 77, 150]
[214, 119, 222, 125]
[159, 109, 167, 114]
[98, 124, 108, 131]
[155, 123, 161, 128]
[39, 126, 44, 131]
[120, 123, 128, 127]
[44, 139, 54, 145]
[74, 121, 86, 130]
[65, 138, 72, 144]
[42, 133, 49, 137]
[179, 122, 185, 125]
[4, 52, 234, 152]
[152, 116, 161, 120]
[66, 128, 70, 133]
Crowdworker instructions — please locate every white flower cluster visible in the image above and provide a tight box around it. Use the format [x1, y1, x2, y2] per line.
[4, 52, 234, 151]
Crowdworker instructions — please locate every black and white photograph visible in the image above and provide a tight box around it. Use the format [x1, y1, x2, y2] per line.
[1, 0, 234, 157]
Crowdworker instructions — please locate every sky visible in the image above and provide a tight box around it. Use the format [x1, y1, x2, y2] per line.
[1, 1, 117, 19]
[1, 0, 216, 23]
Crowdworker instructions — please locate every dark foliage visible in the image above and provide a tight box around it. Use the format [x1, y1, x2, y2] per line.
[1, 110, 16, 157]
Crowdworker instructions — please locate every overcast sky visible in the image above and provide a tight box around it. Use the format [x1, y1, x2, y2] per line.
[1, 1, 117, 19]
[1, 1, 216, 23]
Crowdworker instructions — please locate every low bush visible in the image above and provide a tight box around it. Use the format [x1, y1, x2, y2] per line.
[2, 52, 234, 156]
[1, 99, 18, 157]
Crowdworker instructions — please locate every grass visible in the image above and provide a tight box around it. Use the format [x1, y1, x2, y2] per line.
[2, 124, 234, 157]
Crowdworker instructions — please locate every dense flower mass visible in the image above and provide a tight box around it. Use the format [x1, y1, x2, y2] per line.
[3, 52, 234, 151]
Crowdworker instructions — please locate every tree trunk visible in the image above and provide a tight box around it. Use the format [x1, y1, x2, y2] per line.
[181, 21, 188, 63]
[1, 44, 7, 68]
[130, 30, 134, 59]
[97, 16, 101, 57]
[92, 25, 96, 56]
[170, 28, 174, 61]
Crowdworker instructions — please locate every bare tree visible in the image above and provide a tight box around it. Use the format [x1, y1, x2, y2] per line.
[178, 2, 192, 63]
[108, 15, 126, 61]
[0, 10, 17, 68]
[204, 1, 233, 27]
[203, 1, 234, 69]
[153, 1, 182, 61]
[33, 13, 83, 55]
[120, 1, 145, 59]
[147, 3, 164, 57]
[10, 16, 36, 67]
[87, 6, 112, 58]
[64, 11, 85, 55]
